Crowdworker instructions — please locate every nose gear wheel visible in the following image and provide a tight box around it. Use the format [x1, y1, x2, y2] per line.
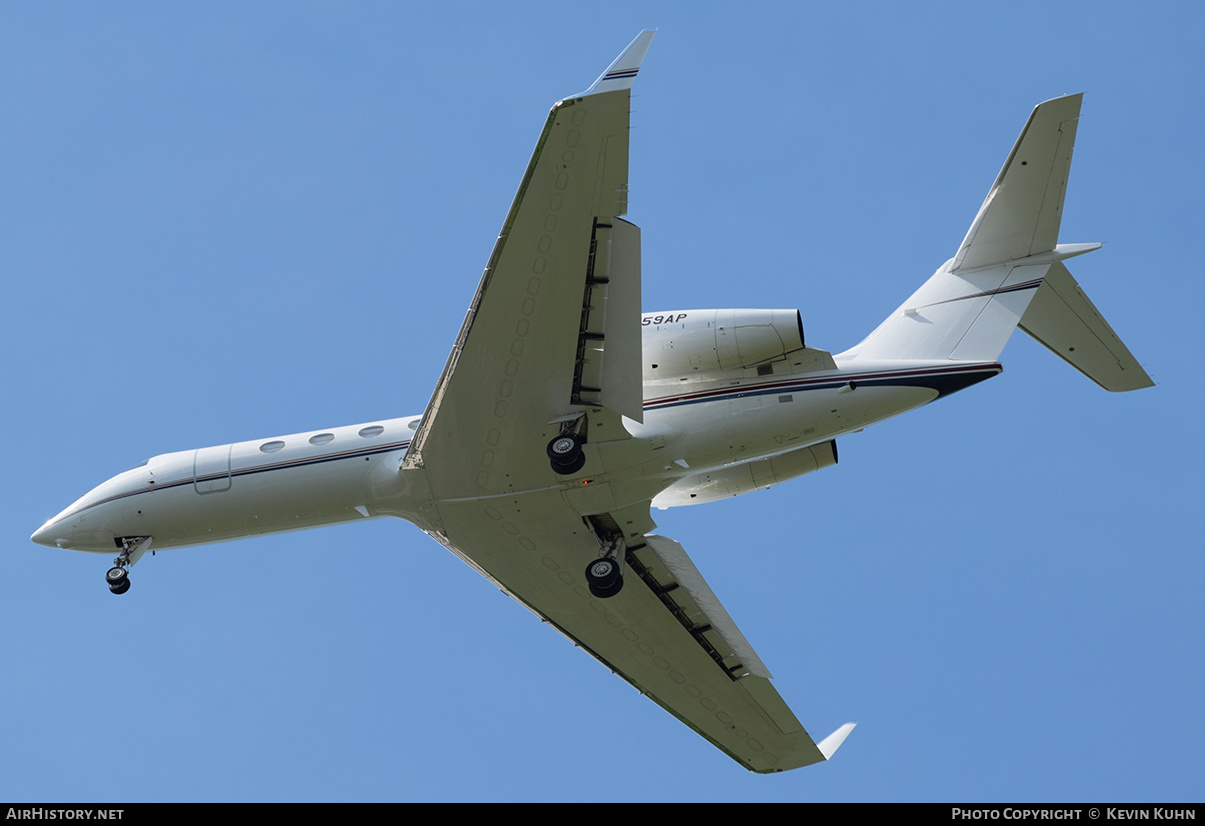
[105, 536, 151, 595]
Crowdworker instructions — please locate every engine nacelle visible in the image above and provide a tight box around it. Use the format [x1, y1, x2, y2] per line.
[642, 309, 805, 378]
[652, 440, 839, 508]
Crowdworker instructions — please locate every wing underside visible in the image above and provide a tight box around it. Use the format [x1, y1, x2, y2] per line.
[403, 31, 849, 771]
[425, 494, 835, 773]
[406, 44, 648, 485]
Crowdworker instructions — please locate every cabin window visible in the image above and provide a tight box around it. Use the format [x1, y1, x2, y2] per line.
[358, 425, 384, 438]
[407, 418, 421, 430]
[260, 440, 286, 453]
[309, 433, 335, 446]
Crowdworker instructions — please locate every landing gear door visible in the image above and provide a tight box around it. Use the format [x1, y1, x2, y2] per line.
[193, 445, 232, 494]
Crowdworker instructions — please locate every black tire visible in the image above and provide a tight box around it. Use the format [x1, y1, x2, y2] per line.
[585, 557, 621, 589]
[588, 575, 623, 599]
[550, 452, 586, 475]
[547, 434, 583, 463]
[105, 566, 128, 586]
[109, 578, 131, 595]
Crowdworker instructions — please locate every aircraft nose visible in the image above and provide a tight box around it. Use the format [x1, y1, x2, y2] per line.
[31, 518, 72, 549]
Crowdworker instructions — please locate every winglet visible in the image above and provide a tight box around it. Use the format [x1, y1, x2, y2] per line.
[817, 722, 857, 760]
[577, 29, 656, 97]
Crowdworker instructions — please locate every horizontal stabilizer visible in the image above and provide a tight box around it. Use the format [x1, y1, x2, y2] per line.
[1018, 261, 1154, 391]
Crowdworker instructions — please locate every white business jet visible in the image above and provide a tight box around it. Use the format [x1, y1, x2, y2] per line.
[31, 31, 1151, 772]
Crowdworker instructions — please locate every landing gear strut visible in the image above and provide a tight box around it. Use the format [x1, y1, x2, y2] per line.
[585, 527, 625, 599]
[105, 536, 150, 595]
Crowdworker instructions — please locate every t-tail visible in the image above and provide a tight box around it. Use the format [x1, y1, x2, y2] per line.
[840, 94, 1153, 392]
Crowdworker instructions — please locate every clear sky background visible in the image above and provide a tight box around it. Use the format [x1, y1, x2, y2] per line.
[3, 1, 1202, 803]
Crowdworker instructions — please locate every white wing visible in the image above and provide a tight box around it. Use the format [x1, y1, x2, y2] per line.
[406, 31, 852, 772]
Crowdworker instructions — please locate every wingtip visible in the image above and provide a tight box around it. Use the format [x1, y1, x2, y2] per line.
[817, 721, 857, 760]
[1033, 92, 1084, 119]
[578, 29, 657, 97]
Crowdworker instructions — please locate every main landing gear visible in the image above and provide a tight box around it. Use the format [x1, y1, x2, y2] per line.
[105, 536, 151, 595]
[547, 433, 585, 475]
[547, 419, 620, 597]
[584, 556, 623, 598]
[585, 526, 625, 598]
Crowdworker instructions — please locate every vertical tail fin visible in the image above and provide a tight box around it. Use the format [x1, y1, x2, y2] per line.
[952, 93, 1081, 272]
[841, 95, 1151, 390]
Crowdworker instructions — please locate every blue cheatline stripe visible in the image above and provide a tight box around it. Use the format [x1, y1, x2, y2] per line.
[918, 279, 1042, 310]
[643, 363, 1001, 410]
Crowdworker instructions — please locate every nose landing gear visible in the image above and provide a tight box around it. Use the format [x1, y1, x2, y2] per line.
[106, 566, 130, 595]
[105, 536, 151, 595]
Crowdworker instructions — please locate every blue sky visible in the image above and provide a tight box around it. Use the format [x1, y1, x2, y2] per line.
[3, 1, 1202, 802]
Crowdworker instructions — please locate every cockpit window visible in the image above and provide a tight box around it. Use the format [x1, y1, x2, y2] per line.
[127, 459, 150, 471]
